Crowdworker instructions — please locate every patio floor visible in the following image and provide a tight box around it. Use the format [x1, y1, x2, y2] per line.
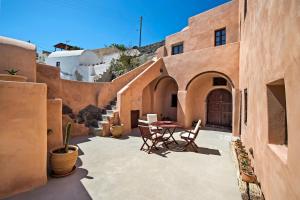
[7, 129, 241, 200]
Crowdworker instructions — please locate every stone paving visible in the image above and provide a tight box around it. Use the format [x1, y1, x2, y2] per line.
[7, 129, 241, 200]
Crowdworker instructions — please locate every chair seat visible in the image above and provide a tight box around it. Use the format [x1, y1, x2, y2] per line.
[180, 132, 195, 139]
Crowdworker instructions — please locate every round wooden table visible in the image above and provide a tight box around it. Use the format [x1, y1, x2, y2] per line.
[151, 121, 182, 144]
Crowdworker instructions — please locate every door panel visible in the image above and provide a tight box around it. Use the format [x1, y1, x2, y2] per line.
[207, 89, 232, 128]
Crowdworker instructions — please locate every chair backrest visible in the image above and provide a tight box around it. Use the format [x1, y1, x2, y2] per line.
[147, 114, 158, 124]
[192, 120, 202, 136]
[138, 125, 152, 139]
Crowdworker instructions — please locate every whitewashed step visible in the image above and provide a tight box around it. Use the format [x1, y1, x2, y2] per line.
[106, 110, 114, 115]
[102, 114, 113, 121]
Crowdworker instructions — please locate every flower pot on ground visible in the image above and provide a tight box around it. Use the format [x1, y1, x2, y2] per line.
[50, 122, 78, 176]
[110, 124, 124, 138]
[241, 169, 256, 183]
[110, 113, 124, 138]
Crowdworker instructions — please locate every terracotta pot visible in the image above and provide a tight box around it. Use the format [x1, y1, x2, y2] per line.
[50, 145, 78, 175]
[241, 170, 256, 183]
[110, 124, 124, 138]
[0, 74, 27, 82]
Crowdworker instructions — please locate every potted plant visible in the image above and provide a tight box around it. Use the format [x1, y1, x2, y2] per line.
[110, 113, 124, 138]
[240, 159, 256, 183]
[50, 122, 78, 176]
[5, 69, 19, 75]
[0, 69, 27, 82]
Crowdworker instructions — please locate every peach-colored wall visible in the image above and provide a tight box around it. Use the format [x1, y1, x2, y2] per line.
[37, 61, 153, 113]
[0, 81, 47, 199]
[0, 36, 36, 82]
[118, 59, 163, 133]
[47, 99, 63, 151]
[165, 0, 239, 55]
[239, 0, 300, 199]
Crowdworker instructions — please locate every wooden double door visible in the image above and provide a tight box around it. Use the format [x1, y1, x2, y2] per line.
[206, 89, 232, 128]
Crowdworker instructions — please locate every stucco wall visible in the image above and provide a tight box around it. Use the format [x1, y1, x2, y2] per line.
[0, 36, 36, 82]
[37, 61, 153, 113]
[0, 81, 47, 199]
[165, 0, 239, 55]
[47, 99, 63, 151]
[118, 59, 163, 133]
[239, 0, 300, 199]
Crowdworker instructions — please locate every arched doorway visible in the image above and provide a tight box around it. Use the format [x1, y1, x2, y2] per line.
[206, 89, 232, 128]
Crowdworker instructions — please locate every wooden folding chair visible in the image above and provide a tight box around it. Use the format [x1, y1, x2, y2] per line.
[180, 120, 202, 152]
[139, 125, 168, 154]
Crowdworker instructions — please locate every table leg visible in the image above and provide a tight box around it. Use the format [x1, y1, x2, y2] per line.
[170, 128, 179, 144]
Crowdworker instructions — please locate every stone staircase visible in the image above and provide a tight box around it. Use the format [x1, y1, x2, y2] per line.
[91, 98, 118, 137]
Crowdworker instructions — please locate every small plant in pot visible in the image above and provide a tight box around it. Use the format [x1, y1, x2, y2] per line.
[110, 113, 124, 138]
[5, 69, 19, 75]
[50, 122, 78, 176]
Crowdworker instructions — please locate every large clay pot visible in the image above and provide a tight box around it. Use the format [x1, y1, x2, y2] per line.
[0, 74, 27, 82]
[110, 124, 124, 138]
[50, 145, 78, 175]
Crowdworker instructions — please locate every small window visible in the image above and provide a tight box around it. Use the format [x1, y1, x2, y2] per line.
[171, 94, 177, 108]
[56, 62, 60, 67]
[213, 77, 227, 86]
[244, 89, 248, 125]
[267, 79, 288, 145]
[244, 0, 248, 20]
[215, 28, 226, 46]
[171, 43, 184, 55]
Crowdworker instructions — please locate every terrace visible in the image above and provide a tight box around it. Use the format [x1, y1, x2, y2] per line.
[7, 129, 241, 200]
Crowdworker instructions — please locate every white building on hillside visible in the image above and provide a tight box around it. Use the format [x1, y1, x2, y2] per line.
[45, 47, 140, 82]
[46, 50, 108, 82]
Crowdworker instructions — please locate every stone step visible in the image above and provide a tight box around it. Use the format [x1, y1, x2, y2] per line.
[110, 100, 117, 106]
[98, 121, 109, 127]
[90, 127, 102, 136]
[106, 110, 115, 115]
[102, 114, 113, 122]
[111, 105, 117, 110]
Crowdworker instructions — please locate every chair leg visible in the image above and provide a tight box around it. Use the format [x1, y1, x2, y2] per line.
[191, 141, 199, 152]
[140, 139, 150, 151]
[148, 141, 157, 154]
[183, 139, 190, 151]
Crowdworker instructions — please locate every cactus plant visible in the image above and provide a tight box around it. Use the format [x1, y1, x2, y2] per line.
[64, 122, 72, 153]
[5, 69, 19, 75]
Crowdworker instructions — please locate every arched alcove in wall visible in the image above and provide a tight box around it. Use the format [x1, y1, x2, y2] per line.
[142, 76, 179, 121]
[185, 72, 233, 128]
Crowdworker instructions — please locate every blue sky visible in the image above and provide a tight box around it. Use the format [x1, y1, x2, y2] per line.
[0, 0, 230, 52]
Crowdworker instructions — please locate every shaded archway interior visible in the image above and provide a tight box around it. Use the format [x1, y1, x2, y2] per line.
[142, 76, 179, 121]
[185, 72, 233, 128]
